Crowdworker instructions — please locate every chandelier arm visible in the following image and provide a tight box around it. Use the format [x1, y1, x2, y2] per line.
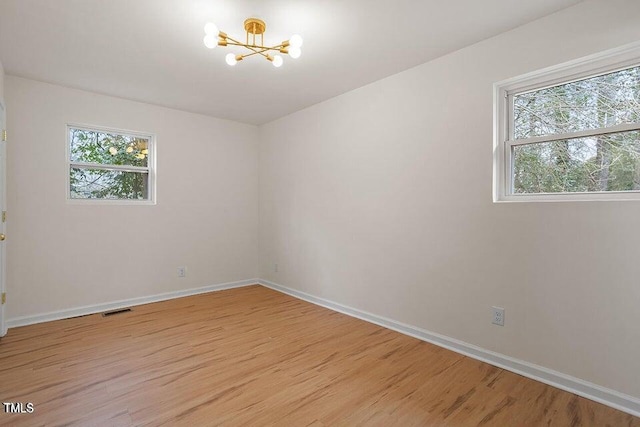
[224, 36, 285, 61]
[223, 36, 271, 59]
[240, 49, 271, 60]
[224, 35, 284, 51]
[225, 41, 283, 51]
[240, 45, 287, 61]
[244, 47, 270, 60]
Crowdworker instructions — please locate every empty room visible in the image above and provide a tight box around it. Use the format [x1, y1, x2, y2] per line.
[1, 0, 639, 425]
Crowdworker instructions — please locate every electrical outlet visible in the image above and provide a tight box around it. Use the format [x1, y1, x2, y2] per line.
[274, 263, 278, 273]
[177, 267, 186, 278]
[492, 306, 505, 326]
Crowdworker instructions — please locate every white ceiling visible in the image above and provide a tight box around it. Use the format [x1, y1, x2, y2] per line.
[0, 0, 582, 125]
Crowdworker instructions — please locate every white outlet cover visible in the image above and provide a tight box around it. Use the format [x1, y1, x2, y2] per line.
[492, 306, 505, 326]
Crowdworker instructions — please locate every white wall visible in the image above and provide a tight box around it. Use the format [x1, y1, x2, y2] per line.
[259, 0, 640, 400]
[0, 59, 4, 101]
[5, 76, 258, 319]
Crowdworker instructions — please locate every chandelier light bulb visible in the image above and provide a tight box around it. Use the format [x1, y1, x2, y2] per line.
[204, 22, 218, 35]
[203, 34, 217, 49]
[225, 53, 238, 66]
[288, 46, 301, 59]
[272, 55, 283, 67]
[289, 34, 303, 48]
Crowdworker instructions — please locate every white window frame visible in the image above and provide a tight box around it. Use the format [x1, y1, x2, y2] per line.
[66, 124, 157, 205]
[493, 41, 640, 203]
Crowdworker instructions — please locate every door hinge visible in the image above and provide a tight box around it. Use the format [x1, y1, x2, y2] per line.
[1, 293, 5, 305]
[1, 130, 6, 142]
[2, 211, 5, 223]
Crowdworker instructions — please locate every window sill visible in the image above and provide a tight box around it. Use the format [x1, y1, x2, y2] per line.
[65, 198, 156, 206]
[494, 191, 640, 203]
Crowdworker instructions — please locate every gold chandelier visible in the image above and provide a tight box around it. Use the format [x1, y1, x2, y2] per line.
[203, 18, 303, 67]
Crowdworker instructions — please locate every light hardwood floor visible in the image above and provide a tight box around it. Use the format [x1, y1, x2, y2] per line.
[0, 285, 638, 426]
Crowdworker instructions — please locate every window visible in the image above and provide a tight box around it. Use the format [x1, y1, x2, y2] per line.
[67, 125, 155, 202]
[494, 43, 640, 202]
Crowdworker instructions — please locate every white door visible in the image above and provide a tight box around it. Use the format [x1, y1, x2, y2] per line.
[0, 100, 6, 337]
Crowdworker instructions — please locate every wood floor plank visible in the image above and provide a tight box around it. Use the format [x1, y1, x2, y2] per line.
[0, 285, 638, 426]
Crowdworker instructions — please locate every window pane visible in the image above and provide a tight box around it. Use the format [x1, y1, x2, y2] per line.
[69, 128, 149, 167]
[513, 130, 640, 194]
[513, 66, 640, 139]
[70, 168, 148, 200]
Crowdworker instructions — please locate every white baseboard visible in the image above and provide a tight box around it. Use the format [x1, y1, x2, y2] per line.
[259, 279, 640, 418]
[6, 279, 258, 329]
